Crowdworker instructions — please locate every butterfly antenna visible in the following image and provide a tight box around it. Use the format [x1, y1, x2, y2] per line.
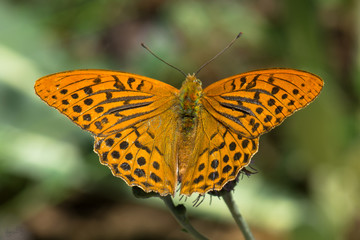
[194, 32, 242, 76]
[141, 43, 187, 77]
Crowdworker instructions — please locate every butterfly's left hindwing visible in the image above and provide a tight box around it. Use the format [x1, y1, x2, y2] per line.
[94, 106, 179, 196]
[203, 69, 323, 138]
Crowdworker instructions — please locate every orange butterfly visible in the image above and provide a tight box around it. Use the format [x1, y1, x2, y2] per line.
[35, 67, 323, 196]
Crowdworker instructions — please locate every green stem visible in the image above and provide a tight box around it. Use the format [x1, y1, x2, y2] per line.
[161, 196, 209, 240]
[222, 191, 255, 240]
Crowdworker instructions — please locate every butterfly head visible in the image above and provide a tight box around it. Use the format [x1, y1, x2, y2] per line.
[179, 74, 203, 100]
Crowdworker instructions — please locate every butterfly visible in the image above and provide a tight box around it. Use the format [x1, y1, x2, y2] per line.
[35, 68, 323, 196]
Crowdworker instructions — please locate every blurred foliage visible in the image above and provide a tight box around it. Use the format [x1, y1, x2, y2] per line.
[0, 0, 359, 239]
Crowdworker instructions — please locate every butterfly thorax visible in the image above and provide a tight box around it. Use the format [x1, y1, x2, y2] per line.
[178, 74, 203, 131]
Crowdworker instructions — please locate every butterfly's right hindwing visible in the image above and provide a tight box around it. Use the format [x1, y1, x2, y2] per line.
[180, 108, 259, 196]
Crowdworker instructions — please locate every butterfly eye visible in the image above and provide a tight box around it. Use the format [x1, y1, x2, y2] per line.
[195, 78, 202, 85]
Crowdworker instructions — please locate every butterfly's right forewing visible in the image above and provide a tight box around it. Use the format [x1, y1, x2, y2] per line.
[203, 69, 323, 138]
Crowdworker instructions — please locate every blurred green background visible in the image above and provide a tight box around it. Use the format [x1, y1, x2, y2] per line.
[0, 0, 359, 239]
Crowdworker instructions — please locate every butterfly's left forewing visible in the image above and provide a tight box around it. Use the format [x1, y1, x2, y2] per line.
[35, 70, 178, 137]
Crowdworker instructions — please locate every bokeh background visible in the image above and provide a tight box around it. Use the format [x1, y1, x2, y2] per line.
[0, 0, 359, 239]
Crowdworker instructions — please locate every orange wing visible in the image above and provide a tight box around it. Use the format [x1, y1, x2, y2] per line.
[35, 70, 178, 137]
[180, 108, 259, 196]
[179, 68, 323, 195]
[35, 70, 180, 195]
[203, 69, 324, 138]
[94, 106, 179, 196]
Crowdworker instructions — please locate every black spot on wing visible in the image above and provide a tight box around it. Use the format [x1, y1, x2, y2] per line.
[127, 77, 135, 88]
[113, 75, 126, 90]
[137, 80, 145, 91]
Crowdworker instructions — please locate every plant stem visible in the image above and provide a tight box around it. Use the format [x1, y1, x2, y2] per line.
[161, 196, 209, 240]
[222, 191, 255, 240]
